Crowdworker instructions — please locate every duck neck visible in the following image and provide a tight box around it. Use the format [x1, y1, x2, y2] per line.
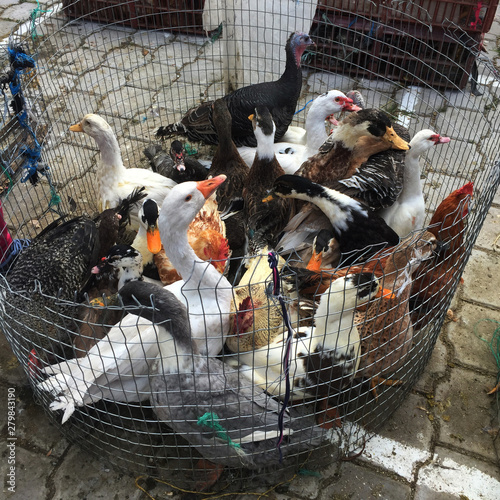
[162, 218, 223, 289]
[118, 267, 143, 289]
[132, 227, 153, 266]
[255, 130, 276, 162]
[315, 295, 355, 346]
[96, 131, 127, 175]
[304, 106, 328, 152]
[400, 151, 423, 199]
[214, 120, 240, 163]
[308, 191, 364, 235]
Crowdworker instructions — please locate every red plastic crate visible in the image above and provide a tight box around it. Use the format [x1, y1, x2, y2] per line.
[62, 0, 205, 34]
[319, 0, 499, 33]
[308, 9, 482, 89]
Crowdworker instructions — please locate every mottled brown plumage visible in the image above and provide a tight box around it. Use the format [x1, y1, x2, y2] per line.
[354, 233, 437, 393]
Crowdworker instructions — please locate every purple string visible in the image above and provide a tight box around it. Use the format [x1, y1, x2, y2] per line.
[267, 251, 294, 463]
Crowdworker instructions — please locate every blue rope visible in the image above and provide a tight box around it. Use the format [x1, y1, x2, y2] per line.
[7, 47, 39, 184]
[267, 251, 294, 463]
[294, 98, 314, 115]
[5, 45, 59, 205]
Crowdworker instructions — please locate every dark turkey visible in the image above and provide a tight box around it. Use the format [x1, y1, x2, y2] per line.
[156, 31, 315, 147]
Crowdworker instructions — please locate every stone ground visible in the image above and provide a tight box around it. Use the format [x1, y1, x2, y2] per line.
[0, 2, 499, 499]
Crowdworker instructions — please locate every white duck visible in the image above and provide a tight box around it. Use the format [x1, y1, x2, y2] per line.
[70, 114, 177, 229]
[378, 129, 451, 237]
[37, 176, 232, 422]
[236, 90, 359, 174]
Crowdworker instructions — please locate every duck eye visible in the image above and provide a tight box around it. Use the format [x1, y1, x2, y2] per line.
[334, 97, 341, 102]
[185, 195, 192, 201]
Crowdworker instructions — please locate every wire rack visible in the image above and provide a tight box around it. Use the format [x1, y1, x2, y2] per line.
[0, 0, 499, 492]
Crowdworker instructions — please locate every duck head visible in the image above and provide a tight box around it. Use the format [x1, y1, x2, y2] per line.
[339, 109, 410, 151]
[169, 140, 186, 172]
[159, 175, 227, 237]
[70, 114, 111, 140]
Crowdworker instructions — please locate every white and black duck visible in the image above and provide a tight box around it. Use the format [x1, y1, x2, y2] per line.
[243, 106, 292, 254]
[272, 175, 400, 267]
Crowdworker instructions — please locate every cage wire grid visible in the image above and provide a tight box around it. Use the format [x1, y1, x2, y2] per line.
[0, 0, 499, 490]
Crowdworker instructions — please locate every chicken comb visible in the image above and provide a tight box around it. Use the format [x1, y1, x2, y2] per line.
[233, 296, 254, 335]
[455, 181, 473, 196]
[239, 296, 253, 312]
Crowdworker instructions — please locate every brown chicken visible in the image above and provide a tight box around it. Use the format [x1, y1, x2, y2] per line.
[154, 194, 230, 284]
[409, 182, 474, 330]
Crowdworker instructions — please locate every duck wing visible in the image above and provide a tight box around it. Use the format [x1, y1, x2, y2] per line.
[156, 101, 218, 145]
[151, 356, 322, 469]
[331, 123, 409, 210]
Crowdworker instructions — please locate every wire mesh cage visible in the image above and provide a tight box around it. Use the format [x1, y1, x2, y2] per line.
[0, 0, 499, 492]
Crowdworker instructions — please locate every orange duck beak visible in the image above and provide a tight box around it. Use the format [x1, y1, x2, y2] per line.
[69, 122, 84, 132]
[196, 175, 226, 199]
[375, 286, 396, 300]
[146, 225, 163, 254]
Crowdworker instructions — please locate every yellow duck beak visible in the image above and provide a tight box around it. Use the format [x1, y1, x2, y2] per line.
[384, 126, 410, 150]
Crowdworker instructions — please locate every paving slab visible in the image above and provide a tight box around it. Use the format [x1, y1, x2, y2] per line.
[446, 301, 500, 374]
[49, 445, 144, 500]
[434, 108, 490, 141]
[306, 72, 357, 94]
[474, 203, 500, 251]
[376, 393, 434, 451]
[0, 18, 16, 37]
[415, 446, 500, 500]
[413, 335, 448, 393]
[434, 367, 498, 462]
[1, 446, 53, 499]
[461, 249, 500, 308]
[1, 3, 36, 22]
[319, 461, 412, 500]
